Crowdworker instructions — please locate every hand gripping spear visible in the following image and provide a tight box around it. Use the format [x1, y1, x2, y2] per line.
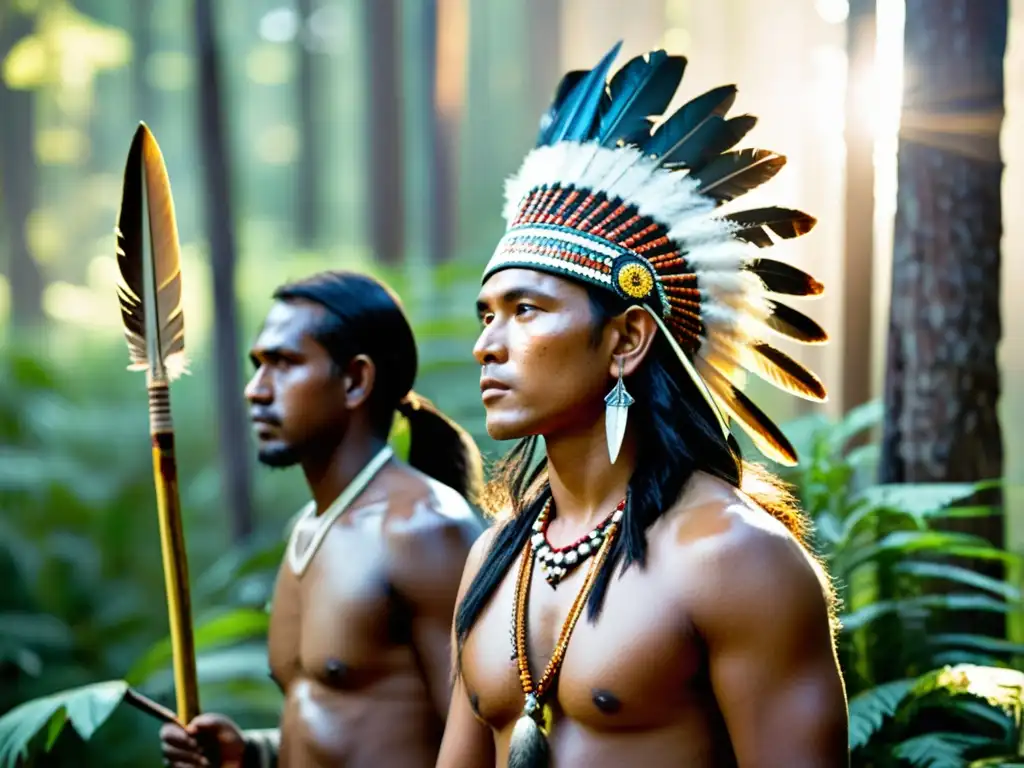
[114, 122, 200, 725]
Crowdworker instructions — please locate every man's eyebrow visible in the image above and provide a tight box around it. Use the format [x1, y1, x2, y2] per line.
[476, 287, 556, 313]
[249, 344, 301, 364]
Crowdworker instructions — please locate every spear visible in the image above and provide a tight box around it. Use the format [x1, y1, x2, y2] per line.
[114, 122, 200, 724]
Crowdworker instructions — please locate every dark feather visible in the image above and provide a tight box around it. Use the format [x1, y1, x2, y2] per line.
[508, 715, 550, 768]
[114, 122, 187, 380]
[659, 114, 758, 171]
[765, 300, 828, 344]
[643, 84, 737, 165]
[540, 41, 622, 145]
[115, 127, 147, 369]
[537, 70, 587, 143]
[721, 206, 817, 247]
[698, 361, 798, 466]
[597, 51, 686, 147]
[618, 117, 658, 147]
[691, 148, 786, 203]
[747, 258, 823, 296]
[748, 343, 827, 401]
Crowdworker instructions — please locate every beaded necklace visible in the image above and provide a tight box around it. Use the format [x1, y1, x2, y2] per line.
[531, 497, 624, 587]
[507, 497, 622, 768]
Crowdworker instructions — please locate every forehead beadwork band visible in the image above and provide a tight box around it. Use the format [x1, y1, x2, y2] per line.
[482, 41, 829, 466]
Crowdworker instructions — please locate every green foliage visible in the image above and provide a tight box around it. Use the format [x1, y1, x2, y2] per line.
[2, 302, 1022, 768]
[0, 341, 297, 766]
[0, 681, 128, 768]
[779, 402, 1024, 766]
[3, 345, 1023, 768]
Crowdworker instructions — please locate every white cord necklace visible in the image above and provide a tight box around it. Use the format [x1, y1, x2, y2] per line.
[286, 445, 394, 577]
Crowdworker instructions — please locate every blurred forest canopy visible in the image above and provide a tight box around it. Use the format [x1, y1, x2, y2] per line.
[0, 0, 550, 529]
[1, 0, 1024, 765]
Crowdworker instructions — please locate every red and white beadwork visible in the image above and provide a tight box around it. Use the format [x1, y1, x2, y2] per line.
[531, 497, 626, 588]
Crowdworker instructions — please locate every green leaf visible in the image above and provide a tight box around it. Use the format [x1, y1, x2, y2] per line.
[894, 561, 1022, 601]
[851, 483, 985, 520]
[928, 635, 1024, 658]
[832, 400, 883, 449]
[139, 645, 272, 698]
[840, 594, 1017, 634]
[0, 680, 128, 767]
[193, 538, 286, 606]
[968, 756, 1024, 767]
[846, 443, 879, 470]
[932, 651, 1009, 670]
[895, 732, 991, 768]
[0, 612, 74, 651]
[848, 678, 915, 750]
[931, 505, 1005, 520]
[837, 502, 926, 551]
[844, 531, 1018, 573]
[813, 512, 843, 545]
[127, 607, 270, 685]
[954, 699, 1017, 738]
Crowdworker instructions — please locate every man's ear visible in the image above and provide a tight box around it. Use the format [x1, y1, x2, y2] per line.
[343, 354, 376, 410]
[609, 306, 658, 378]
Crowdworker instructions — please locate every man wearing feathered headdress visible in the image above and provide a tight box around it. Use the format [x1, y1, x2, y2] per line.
[438, 42, 849, 767]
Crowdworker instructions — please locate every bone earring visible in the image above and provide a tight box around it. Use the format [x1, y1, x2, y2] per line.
[604, 357, 634, 464]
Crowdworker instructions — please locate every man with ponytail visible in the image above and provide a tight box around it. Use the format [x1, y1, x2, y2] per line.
[159, 270, 485, 767]
[438, 43, 849, 767]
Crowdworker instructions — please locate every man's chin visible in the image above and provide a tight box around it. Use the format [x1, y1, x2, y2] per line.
[256, 444, 300, 468]
[484, 412, 536, 442]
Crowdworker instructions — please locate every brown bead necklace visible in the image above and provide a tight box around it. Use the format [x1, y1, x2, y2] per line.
[507, 496, 622, 768]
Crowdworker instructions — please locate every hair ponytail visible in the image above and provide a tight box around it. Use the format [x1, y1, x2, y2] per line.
[397, 391, 484, 506]
[271, 271, 485, 507]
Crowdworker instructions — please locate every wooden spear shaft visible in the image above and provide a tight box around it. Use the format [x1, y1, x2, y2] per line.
[148, 378, 200, 723]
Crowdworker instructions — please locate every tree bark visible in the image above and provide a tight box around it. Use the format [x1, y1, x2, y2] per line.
[0, 11, 44, 331]
[422, 0, 465, 264]
[295, 0, 318, 247]
[841, 0, 876, 414]
[361, 0, 404, 265]
[193, 0, 253, 542]
[880, 0, 1006, 634]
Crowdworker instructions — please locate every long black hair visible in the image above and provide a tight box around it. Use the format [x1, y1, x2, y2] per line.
[455, 281, 824, 651]
[273, 270, 484, 504]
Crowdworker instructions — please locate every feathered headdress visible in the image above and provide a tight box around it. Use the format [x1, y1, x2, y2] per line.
[482, 41, 828, 466]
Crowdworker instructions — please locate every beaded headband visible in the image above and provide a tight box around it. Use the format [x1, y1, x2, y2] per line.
[481, 41, 829, 466]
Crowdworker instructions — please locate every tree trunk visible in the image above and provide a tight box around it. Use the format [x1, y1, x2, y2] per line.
[525, 0, 562, 143]
[841, 0, 876, 415]
[132, 0, 154, 122]
[361, 0, 404, 265]
[880, 0, 1006, 636]
[295, 0, 318, 247]
[0, 11, 44, 331]
[193, 0, 254, 542]
[421, 0, 467, 264]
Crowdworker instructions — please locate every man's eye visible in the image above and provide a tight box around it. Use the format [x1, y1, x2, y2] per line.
[515, 303, 537, 316]
[480, 313, 494, 326]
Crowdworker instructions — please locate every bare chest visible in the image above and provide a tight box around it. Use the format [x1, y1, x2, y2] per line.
[268, 512, 406, 690]
[460, 550, 704, 732]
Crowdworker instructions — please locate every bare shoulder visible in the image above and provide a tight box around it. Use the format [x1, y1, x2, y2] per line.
[662, 472, 834, 632]
[381, 460, 484, 541]
[378, 461, 486, 596]
[461, 523, 499, 584]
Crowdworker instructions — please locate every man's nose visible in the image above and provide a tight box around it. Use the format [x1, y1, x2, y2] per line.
[473, 323, 507, 365]
[244, 367, 271, 403]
